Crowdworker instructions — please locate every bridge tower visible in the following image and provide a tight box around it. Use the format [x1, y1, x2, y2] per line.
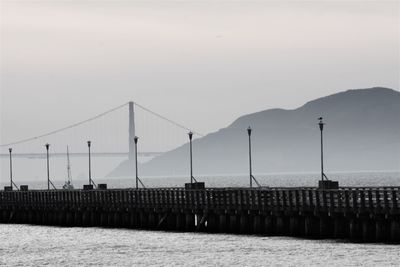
[128, 101, 135, 162]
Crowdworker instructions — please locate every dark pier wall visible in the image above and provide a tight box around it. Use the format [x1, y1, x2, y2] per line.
[0, 187, 399, 243]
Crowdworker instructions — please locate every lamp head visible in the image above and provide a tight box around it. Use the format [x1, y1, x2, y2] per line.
[9, 148, 12, 153]
[134, 136, 139, 144]
[188, 131, 193, 140]
[45, 143, 50, 150]
[87, 141, 91, 147]
[318, 117, 324, 131]
[247, 126, 252, 136]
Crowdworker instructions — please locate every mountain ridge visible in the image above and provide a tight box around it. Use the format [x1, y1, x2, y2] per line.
[109, 87, 400, 177]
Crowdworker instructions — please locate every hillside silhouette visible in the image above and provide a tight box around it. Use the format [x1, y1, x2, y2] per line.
[109, 87, 400, 177]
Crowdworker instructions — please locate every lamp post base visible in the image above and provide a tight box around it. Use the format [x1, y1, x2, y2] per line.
[20, 185, 29, 191]
[83, 184, 94, 190]
[185, 182, 205, 189]
[98, 184, 107, 190]
[318, 180, 339, 190]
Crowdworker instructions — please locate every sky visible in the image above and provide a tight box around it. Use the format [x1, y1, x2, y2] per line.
[1, 0, 399, 145]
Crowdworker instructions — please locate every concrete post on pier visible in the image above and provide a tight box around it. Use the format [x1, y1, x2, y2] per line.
[34, 210, 41, 225]
[100, 212, 108, 227]
[218, 214, 228, 233]
[139, 211, 148, 228]
[289, 216, 304, 237]
[12, 209, 19, 224]
[375, 219, 388, 242]
[66, 211, 74, 226]
[74, 211, 82, 226]
[129, 211, 138, 228]
[349, 218, 362, 241]
[253, 215, 262, 234]
[264, 216, 275, 235]
[319, 216, 333, 238]
[239, 214, 250, 234]
[166, 214, 177, 231]
[276, 215, 289, 235]
[361, 219, 375, 242]
[1, 210, 6, 223]
[229, 215, 238, 233]
[304, 216, 319, 238]
[90, 211, 99, 227]
[28, 210, 34, 225]
[176, 214, 186, 231]
[113, 211, 122, 227]
[46, 211, 53, 225]
[82, 211, 90, 226]
[389, 217, 400, 243]
[148, 212, 156, 229]
[185, 214, 195, 231]
[33, 210, 40, 225]
[207, 214, 218, 232]
[58, 210, 66, 226]
[333, 217, 348, 238]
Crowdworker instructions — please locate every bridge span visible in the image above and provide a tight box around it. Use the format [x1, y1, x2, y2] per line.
[1, 186, 399, 243]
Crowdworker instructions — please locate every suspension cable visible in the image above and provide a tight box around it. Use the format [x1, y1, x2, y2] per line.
[0, 102, 129, 147]
[134, 102, 204, 137]
[1, 100, 204, 147]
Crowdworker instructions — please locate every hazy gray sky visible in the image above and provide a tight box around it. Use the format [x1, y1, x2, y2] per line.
[1, 0, 399, 144]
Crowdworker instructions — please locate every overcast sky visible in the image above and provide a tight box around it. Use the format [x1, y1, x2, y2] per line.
[1, 0, 399, 145]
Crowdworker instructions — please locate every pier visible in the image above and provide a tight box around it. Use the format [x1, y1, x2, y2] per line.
[1, 186, 399, 243]
[1, 103, 399, 244]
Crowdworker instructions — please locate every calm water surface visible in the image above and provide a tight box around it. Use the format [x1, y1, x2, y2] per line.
[0, 225, 399, 266]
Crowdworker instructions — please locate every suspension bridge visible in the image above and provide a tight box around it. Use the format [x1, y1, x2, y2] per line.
[0, 101, 202, 184]
[0, 101, 202, 156]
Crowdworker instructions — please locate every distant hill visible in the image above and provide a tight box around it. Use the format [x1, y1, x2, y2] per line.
[109, 87, 400, 177]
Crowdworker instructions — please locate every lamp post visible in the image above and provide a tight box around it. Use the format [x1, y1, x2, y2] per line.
[247, 127, 253, 188]
[87, 141, 92, 186]
[45, 143, 50, 190]
[134, 136, 139, 189]
[9, 148, 13, 189]
[188, 131, 194, 184]
[318, 117, 325, 181]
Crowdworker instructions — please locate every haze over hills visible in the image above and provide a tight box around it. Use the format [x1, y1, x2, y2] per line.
[109, 87, 400, 177]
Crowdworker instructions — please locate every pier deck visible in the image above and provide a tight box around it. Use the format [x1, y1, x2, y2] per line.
[1, 187, 399, 243]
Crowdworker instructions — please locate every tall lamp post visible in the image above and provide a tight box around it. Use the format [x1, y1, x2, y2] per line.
[318, 117, 326, 181]
[188, 131, 197, 184]
[45, 143, 51, 190]
[317, 117, 338, 189]
[133, 136, 145, 189]
[134, 136, 139, 189]
[46, 143, 50, 189]
[247, 127, 261, 188]
[9, 148, 13, 189]
[87, 141, 92, 186]
[247, 127, 253, 188]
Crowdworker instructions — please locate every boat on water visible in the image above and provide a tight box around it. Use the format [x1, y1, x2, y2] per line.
[62, 146, 74, 190]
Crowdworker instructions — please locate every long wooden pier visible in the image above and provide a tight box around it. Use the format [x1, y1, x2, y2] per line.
[1, 187, 399, 243]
